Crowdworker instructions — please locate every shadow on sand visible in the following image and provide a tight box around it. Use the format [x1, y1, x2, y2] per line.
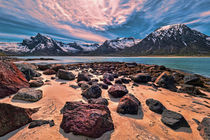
[59, 128, 113, 140]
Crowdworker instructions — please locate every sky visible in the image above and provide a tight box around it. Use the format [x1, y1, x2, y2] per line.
[0, 0, 210, 43]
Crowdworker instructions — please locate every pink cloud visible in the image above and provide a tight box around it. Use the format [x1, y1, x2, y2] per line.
[200, 11, 210, 17]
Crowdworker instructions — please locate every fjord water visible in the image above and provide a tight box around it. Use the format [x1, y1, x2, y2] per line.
[17, 56, 210, 78]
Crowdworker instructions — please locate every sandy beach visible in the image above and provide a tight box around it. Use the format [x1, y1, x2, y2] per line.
[1, 68, 209, 140]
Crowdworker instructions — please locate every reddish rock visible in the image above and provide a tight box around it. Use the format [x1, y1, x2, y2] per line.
[0, 103, 38, 136]
[117, 94, 142, 115]
[43, 69, 56, 75]
[60, 101, 114, 138]
[108, 84, 128, 98]
[197, 117, 210, 140]
[0, 61, 29, 98]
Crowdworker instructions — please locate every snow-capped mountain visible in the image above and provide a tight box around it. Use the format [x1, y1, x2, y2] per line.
[91, 37, 141, 55]
[121, 24, 210, 56]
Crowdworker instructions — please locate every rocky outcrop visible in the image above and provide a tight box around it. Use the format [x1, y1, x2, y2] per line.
[197, 117, 210, 140]
[37, 64, 51, 71]
[52, 64, 66, 72]
[77, 72, 91, 82]
[43, 69, 56, 75]
[117, 94, 142, 115]
[108, 84, 128, 98]
[60, 101, 114, 138]
[12, 88, 43, 102]
[161, 109, 191, 131]
[178, 84, 206, 96]
[57, 69, 75, 80]
[16, 63, 41, 81]
[0, 103, 38, 136]
[0, 61, 29, 98]
[155, 71, 177, 92]
[88, 98, 109, 106]
[29, 80, 44, 87]
[184, 74, 203, 86]
[146, 98, 166, 114]
[131, 73, 151, 83]
[81, 85, 102, 99]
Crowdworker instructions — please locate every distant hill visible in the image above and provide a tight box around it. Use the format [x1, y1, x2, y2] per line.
[0, 24, 210, 56]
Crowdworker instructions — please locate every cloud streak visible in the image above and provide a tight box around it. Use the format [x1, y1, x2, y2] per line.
[0, 0, 210, 43]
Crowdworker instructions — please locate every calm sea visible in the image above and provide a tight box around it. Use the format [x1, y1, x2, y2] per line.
[16, 56, 210, 78]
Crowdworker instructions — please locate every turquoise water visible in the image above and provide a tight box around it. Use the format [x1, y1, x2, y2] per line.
[17, 56, 210, 78]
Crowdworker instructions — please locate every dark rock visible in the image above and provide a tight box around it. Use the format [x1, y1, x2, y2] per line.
[103, 73, 114, 81]
[12, 88, 43, 102]
[60, 82, 67, 85]
[184, 74, 203, 86]
[43, 69, 56, 75]
[131, 73, 151, 83]
[77, 72, 91, 82]
[113, 73, 119, 78]
[29, 120, 54, 129]
[98, 83, 108, 89]
[0, 61, 29, 98]
[80, 82, 90, 90]
[161, 109, 191, 131]
[108, 84, 128, 98]
[30, 80, 44, 87]
[197, 117, 210, 140]
[82, 85, 102, 99]
[146, 98, 166, 114]
[103, 78, 112, 85]
[125, 62, 137, 68]
[16, 63, 41, 81]
[155, 71, 177, 92]
[88, 98, 109, 106]
[45, 80, 50, 82]
[51, 76, 56, 80]
[0, 103, 38, 136]
[178, 84, 206, 96]
[117, 94, 142, 115]
[52, 64, 66, 72]
[115, 78, 123, 84]
[37, 64, 51, 71]
[57, 69, 75, 80]
[69, 85, 80, 89]
[60, 101, 114, 138]
[121, 77, 130, 84]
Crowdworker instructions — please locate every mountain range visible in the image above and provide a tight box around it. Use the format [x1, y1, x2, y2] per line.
[0, 24, 210, 56]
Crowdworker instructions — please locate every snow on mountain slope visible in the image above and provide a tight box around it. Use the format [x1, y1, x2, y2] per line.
[0, 43, 29, 53]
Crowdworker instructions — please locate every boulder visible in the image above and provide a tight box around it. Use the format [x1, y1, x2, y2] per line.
[29, 80, 44, 87]
[184, 74, 203, 86]
[16, 63, 41, 81]
[155, 71, 177, 91]
[117, 94, 142, 115]
[0, 103, 38, 136]
[121, 77, 130, 84]
[52, 64, 66, 72]
[146, 98, 166, 114]
[115, 79, 123, 84]
[98, 83, 108, 89]
[161, 109, 190, 131]
[0, 61, 29, 98]
[77, 72, 91, 82]
[88, 98, 109, 106]
[103, 73, 114, 81]
[197, 117, 210, 140]
[82, 85, 102, 99]
[108, 84, 128, 98]
[29, 120, 54, 129]
[80, 82, 90, 90]
[37, 64, 51, 71]
[103, 78, 113, 85]
[131, 73, 151, 83]
[12, 88, 43, 102]
[57, 69, 75, 80]
[177, 84, 206, 96]
[43, 69, 56, 75]
[60, 101, 114, 138]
